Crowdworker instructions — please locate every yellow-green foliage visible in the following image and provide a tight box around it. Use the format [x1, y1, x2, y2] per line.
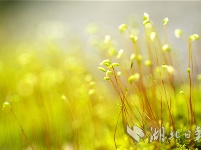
[0, 39, 130, 149]
[1, 12, 201, 150]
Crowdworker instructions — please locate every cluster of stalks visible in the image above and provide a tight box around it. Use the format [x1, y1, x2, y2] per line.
[98, 13, 199, 148]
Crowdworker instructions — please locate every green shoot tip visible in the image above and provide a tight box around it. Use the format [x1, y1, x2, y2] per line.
[187, 68, 190, 73]
[106, 70, 113, 76]
[162, 44, 171, 52]
[163, 18, 168, 25]
[104, 76, 110, 80]
[174, 29, 183, 38]
[119, 24, 127, 33]
[98, 67, 106, 72]
[128, 73, 140, 84]
[2, 101, 10, 110]
[99, 59, 111, 67]
[111, 63, 119, 67]
[130, 35, 138, 43]
[189, 34, 199, 41]
[143, 12, 149, 21]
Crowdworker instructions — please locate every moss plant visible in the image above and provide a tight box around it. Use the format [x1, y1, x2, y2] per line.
[98, 13, 200, 149]
[2, 101, 34, 150]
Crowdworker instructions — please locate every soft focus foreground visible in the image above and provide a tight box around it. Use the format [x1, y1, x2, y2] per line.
[0, 37, 123, 149]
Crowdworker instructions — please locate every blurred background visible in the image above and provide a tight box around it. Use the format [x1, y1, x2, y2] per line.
[1, 1, 201, 70]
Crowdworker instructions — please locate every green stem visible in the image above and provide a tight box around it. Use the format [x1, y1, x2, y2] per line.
[10, 108, 34, 150]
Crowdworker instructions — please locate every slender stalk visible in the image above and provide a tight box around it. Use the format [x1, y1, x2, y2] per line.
[10, 108, 34, 150]
[152, 39, 175, 130]
[188, 40, 195, 127]
[114, 109, 121, 149]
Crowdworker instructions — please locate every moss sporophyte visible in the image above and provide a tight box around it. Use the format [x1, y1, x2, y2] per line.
[97, 13, 200, 149]
[2, 101, 35, 150]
